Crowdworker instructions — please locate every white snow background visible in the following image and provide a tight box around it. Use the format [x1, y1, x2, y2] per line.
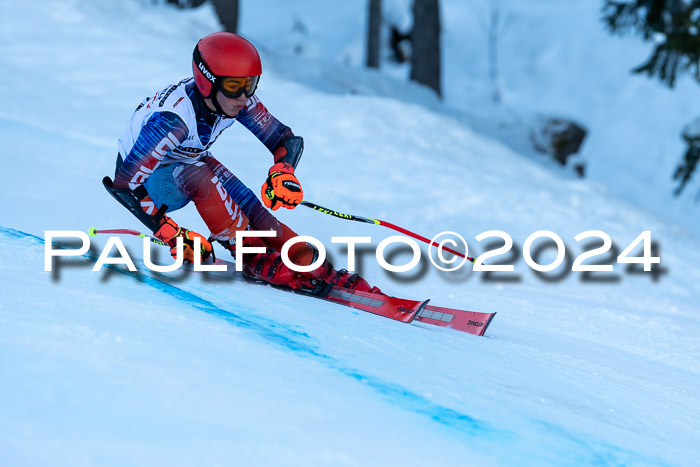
[1, 0, 699, 466]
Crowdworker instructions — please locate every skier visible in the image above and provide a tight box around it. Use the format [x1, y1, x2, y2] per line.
[111, 32, 380, 295]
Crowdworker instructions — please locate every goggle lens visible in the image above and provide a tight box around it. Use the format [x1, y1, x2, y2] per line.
[220, 76, 259, 98]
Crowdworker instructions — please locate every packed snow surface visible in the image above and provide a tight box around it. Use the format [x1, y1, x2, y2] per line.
[1, 1, 699, 465]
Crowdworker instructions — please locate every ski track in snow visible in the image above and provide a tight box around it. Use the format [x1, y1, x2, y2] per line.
[3, 228, 505, 440]
[1, 227, 681, 466]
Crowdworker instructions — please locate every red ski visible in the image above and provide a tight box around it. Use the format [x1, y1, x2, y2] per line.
[415, 305, 496, 336]
[97, 240, 493, 333]
[199, 259, 428, 324]
[194, 258, 494, 333]
[325, 286, 429, 323]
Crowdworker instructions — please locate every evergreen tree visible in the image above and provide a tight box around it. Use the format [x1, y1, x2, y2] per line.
[602, 0, 700, 196]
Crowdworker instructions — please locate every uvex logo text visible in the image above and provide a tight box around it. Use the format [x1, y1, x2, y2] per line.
[198, 62, 216, 82]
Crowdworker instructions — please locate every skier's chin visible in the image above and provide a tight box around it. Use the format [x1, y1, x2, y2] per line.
[222, 105, 243, 118]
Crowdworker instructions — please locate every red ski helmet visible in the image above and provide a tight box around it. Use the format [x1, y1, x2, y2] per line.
[192, 32, 262, 99]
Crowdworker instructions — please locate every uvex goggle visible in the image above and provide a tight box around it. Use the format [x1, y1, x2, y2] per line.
[219, 76, 260, 99]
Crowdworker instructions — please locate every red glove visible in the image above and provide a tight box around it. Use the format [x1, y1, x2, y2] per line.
[261, 162, 303, 211]
[154, 217, 213, 263]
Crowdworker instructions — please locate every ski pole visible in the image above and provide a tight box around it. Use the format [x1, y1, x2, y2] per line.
[88, 227, 168, 246]
[299, 201, 476, 263]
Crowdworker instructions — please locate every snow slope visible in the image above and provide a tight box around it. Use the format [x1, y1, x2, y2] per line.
[1, 0, 699, 465]
[240, 0, 700, 237]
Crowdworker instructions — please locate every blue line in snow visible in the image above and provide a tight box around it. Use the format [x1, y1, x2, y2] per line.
[16, 226, 496, 441]
[134, 266, 497, 439]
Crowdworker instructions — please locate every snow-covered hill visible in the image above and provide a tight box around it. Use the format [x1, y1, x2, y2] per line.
[1, 1, 699, 465]
[241, 0, 700, 237]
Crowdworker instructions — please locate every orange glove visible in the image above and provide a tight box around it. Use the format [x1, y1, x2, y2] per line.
[261, 162, 303, 211]
[154, 217, 213, 263]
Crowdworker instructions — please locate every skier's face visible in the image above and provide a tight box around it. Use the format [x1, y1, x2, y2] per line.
[214, 90, 249, 117]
